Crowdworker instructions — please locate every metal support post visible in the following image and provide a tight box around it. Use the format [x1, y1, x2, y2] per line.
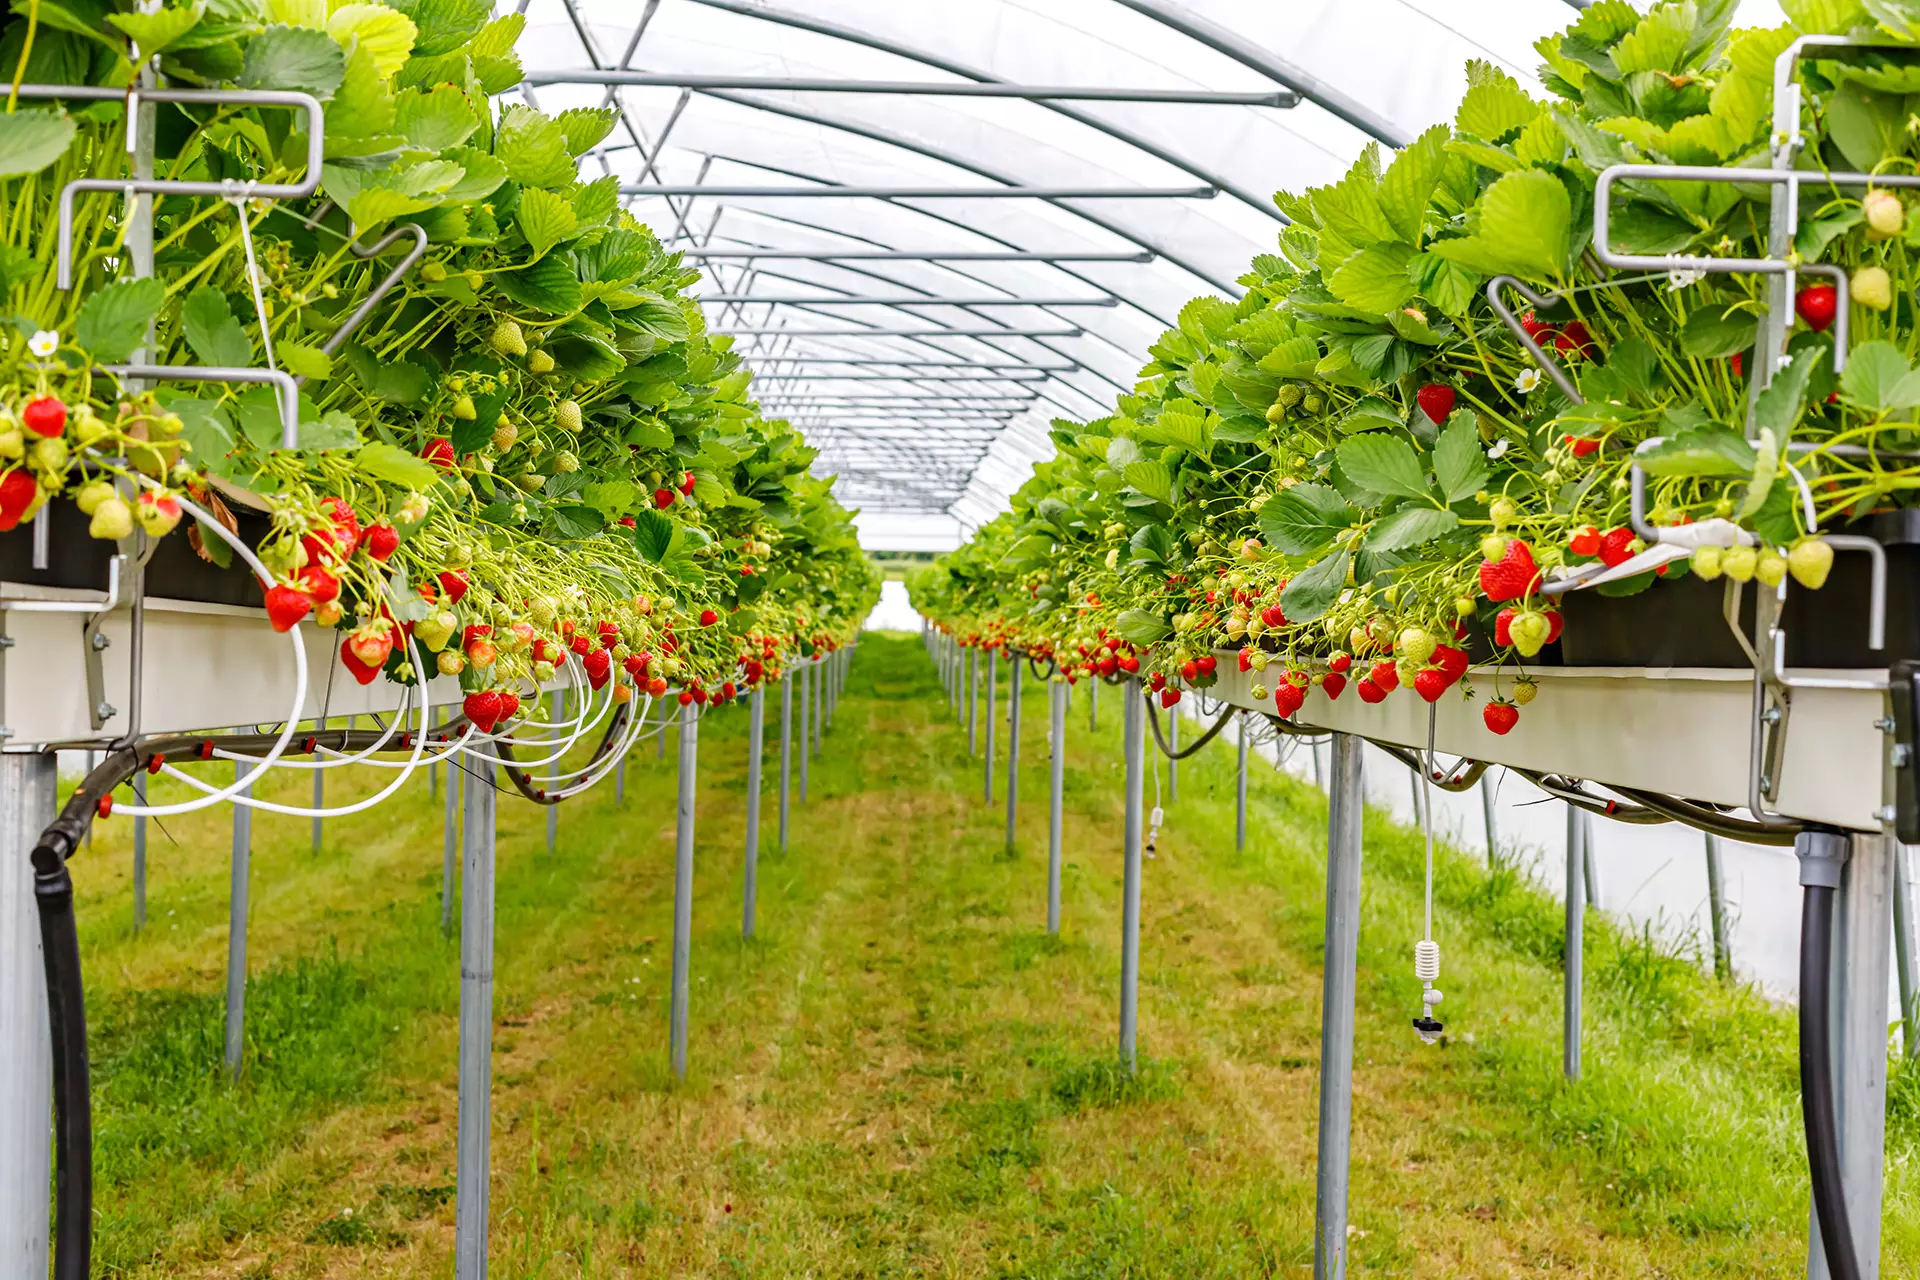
[430, 757, 437, 802]
[1705, 832, 1733, 983]
[1048, 679, 1065, 935]
[1005, 656, 1022, 855]
[1896, 842, 1918, 1057]
[441, 758, 460, 937]
[1089, 676, 1098, 732]
[779, 675, 792, 852]
[547, 687, 564, 855]
[968, 648, 978, 756]
[984, 649, 996, 804]
[1564, 804, 1585, 1081]
[455, 743, 497, 1279]
[670, 701, 699, 1079]
[1119, 677, 1144, 1071]
[1582, 811, 1601, 909]
[132, 773, 146, 933]
[225, 763, 253, 1080]
[1808, 831, 1893, 1280]
[0, 753, 56, 1275]
[799, 665, 810, 803]
[1236, 717, 1248, 852]
[310, 741, 323, 852]
[1314, 733, 1365, 1280]
[743, 684, 764, 938]
[1480, 773, 1499, 865]
[1313, 738, 1324, 790]
[1168, 705, 1178, 803]
[616, 752, 626, 805]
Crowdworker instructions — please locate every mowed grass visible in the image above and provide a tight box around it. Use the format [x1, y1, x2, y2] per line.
[67, 631, 1919, 1277]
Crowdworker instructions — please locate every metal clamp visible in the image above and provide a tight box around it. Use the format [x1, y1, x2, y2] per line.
[1485, 276, 1585, 403]
[100, 364, 301, 449]
[309, 223, 431, 371]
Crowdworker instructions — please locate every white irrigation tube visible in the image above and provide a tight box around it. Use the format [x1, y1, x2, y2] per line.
[110, 488, 310, 817]
[215, 683, 415, 769]
[157, 639, 445, 818]
[525, 692, 652, 801]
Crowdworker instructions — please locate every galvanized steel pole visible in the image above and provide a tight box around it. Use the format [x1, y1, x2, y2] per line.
[1089, 676, 1097, 732]
[1119, 677, 1144, 1071]
[1582, 811, 1600, 909]
[225, 762, 253, 1080]
[1564, 804, 1585, 1081]
[1480, 773, 1499, 865]
[743, 684, 764, 938]
[1168, 704, 1178, 803]
[1048, 679, 1065, 935]
[779, 674, 793, 851]
[547, 687, 564, 855]
[441, 758, 460, 937]
[310, 733, 324, 852]
[455, 743, 497, 1278]
[984, 649, 996, 803]
[1704, 832, 1732, 983]
[799, 665, 811, 803]
[1005, 656, 1022, 854]
[1896, 842, 1919, 1057]
[1314, 733, 1365, 1280]
[968, 647, 978, 755]
[670, 700, 699, 1079]
[0, 753, 56, 1275]
[132, 773, 147, 933]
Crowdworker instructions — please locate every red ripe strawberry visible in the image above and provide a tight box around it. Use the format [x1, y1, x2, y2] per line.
[0, 469, 36, 531]
[497, 692, 520, 722]
[340, 637, 383, 685]
[1160, 687, 1181, 709]
[1483, 701, 1519, 735]
[1730, 352, 1744, 377]
[1368, 658, 1399, 693]
[692, 686, 709, 705]
[1415, 383, 1456, 424]
[1149, 671, 1166, 692]
[1796, 284, 1838, 332]
[1478, 538, 1539, 602]
[1097, 655, 1118, 677]
[1356, 677, 1388, 704]
[463, 624, 494, 648]
[1237, 649, 1253, 673]
[721, 681, 737, 700]
[1519, 311, 1552, 341]
[347, 624, 393, 670]
[597, 619, 620, 642]
[1433, 644, 1469, 682]
[298, 564, 339, 603]
[618, 516, 637, 528]
[1327, 651, 1352, 675]
[1274, 681, 1305, 718]
[677, 690, 695, 706]
[463, 690, 504, 733]
[680, 470, 697, 496]
[1180, 660, 1199, 681]
[1197, 655, 1217, 675]
[22, 395, 66, 439]
[1598, 527, 1636, 568]
[1543, 609, 1564, 644]
[1413, 667, 1449, 702]
[421, 438, 456, 470]
[1118, 655, 1141, 675]
[624, 654, 648, 678]
[569, 634, 592, 656]
[1322, 672, 1347, 701]
[1569, 525, 1600, 557]
[654, 488, 675, 509]
[584, 649, 612, 689]
[319, 497, 359, 544]
[1259, 603, 1288, 628]
[264, 584, 311, 632]
[437, 569, 469, 602]
[1554, 320, 1594, 356]
[361, 524, 399, 562]
[1569, 437, 1600, 458]
[1494, 607, 1517, 648]
[648, 676, 669, 697]
[700, 608, 719, 627]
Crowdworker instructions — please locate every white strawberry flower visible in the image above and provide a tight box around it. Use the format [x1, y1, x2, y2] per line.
[1514, 367, 1542, 394]
[27, 330, 58, 358]
[1488, 439, 1511, 460]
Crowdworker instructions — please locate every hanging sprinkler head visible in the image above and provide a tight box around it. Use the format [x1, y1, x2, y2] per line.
[1413, 704, 1446, 1045]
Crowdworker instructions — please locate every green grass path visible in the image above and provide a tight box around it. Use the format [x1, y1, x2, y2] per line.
[68, 631, 1917, 1276]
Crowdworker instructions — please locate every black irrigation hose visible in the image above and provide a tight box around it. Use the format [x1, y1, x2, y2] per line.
[1609, 786, 1801, 846]
[1511, 769, 1672, 825]
[1800, 882, 1863, 1280]
[496, 699, 632, 804]
[1144, 696, 1237, 760]
[1370, 741, 1491, 793]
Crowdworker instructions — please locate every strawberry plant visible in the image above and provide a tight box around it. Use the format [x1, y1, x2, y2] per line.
[914, 0, 1920, 732]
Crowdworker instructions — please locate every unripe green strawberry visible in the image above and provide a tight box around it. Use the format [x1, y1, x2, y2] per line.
[1454, 595, 1475, 617]
[75, 479, 115, 516]
[492, 420, 519, 451]
[89, 495, 132, 540]
[0, 429, 22, 460]
[515, 471, 545, 492]
[1303, 394, 1324, 414]
[420, 261, 447, 282]
[1509, 610, 1551, 657]
[1788, 538, 1834, 589]
[415, 609, 458, 651]
[72, 405, 109, 447]
[1853, 265, 1893, 311]
[1265, 401, 1287, 424]
[527, 349, 555, 374]
[1722, 544, 1758, 582]
[437, 649, 466, 676]
[1755, 547, 1788, 588]
[556, 399, 581, 432]
[532, 659, 555, 681]
[553, 450, 579, 473]
[1397, 627, 1436, 663]
[1395, 655, 1422, 686]
[1249, 649, 1269, 672]
[1865, 189, 1905, 237]
[1489, 497, 1518, 527]
[397, 491, 431, 523]
[1692, 545, 1724, 580]
[1250, 683, 1269, 701]
[452, 394, 476, 420]
[1480, 534, 1508, 561]
[1277, 384, 1304, 408]
[490, 319, 527, 357]
[31, 436, 67, 472]
[530, 597, 557, 625]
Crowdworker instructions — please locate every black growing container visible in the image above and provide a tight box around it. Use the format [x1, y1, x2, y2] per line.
[1559, 572, 1756, 667]
[1784, 509, 1920, 669]
[0, 498, 268, 608]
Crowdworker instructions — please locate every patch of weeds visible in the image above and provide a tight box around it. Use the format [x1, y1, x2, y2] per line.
[306, 1207, 402, 1248]
[1006, 929, 1065, 972]
[374, 1181, 453, 1219]
[1046, 1052, 1180, 1113]
[1891, 1051, 1920, 1149]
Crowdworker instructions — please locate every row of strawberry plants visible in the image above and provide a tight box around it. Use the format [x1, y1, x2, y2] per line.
[1, 0, 879, 727]
[913, 0, 1913, 735]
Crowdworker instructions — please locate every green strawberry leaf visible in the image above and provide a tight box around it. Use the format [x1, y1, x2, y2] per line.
[239, 25, 346, 100]
[1257, 482, 1354, 555]
[1432, 411, 1489, 502]
[1113, 608, 1172, 644]
[181, 286, 253, 368]
[1279, 550, 1350, 624]
[76, 277, 165, 362]
[0, 108, 76, 179]
[1364, 505, 1459, 552]
[1336, 433, 1428, 500]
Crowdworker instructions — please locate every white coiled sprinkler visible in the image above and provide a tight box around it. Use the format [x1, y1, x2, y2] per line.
[1413, 705, 1445, 1045]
